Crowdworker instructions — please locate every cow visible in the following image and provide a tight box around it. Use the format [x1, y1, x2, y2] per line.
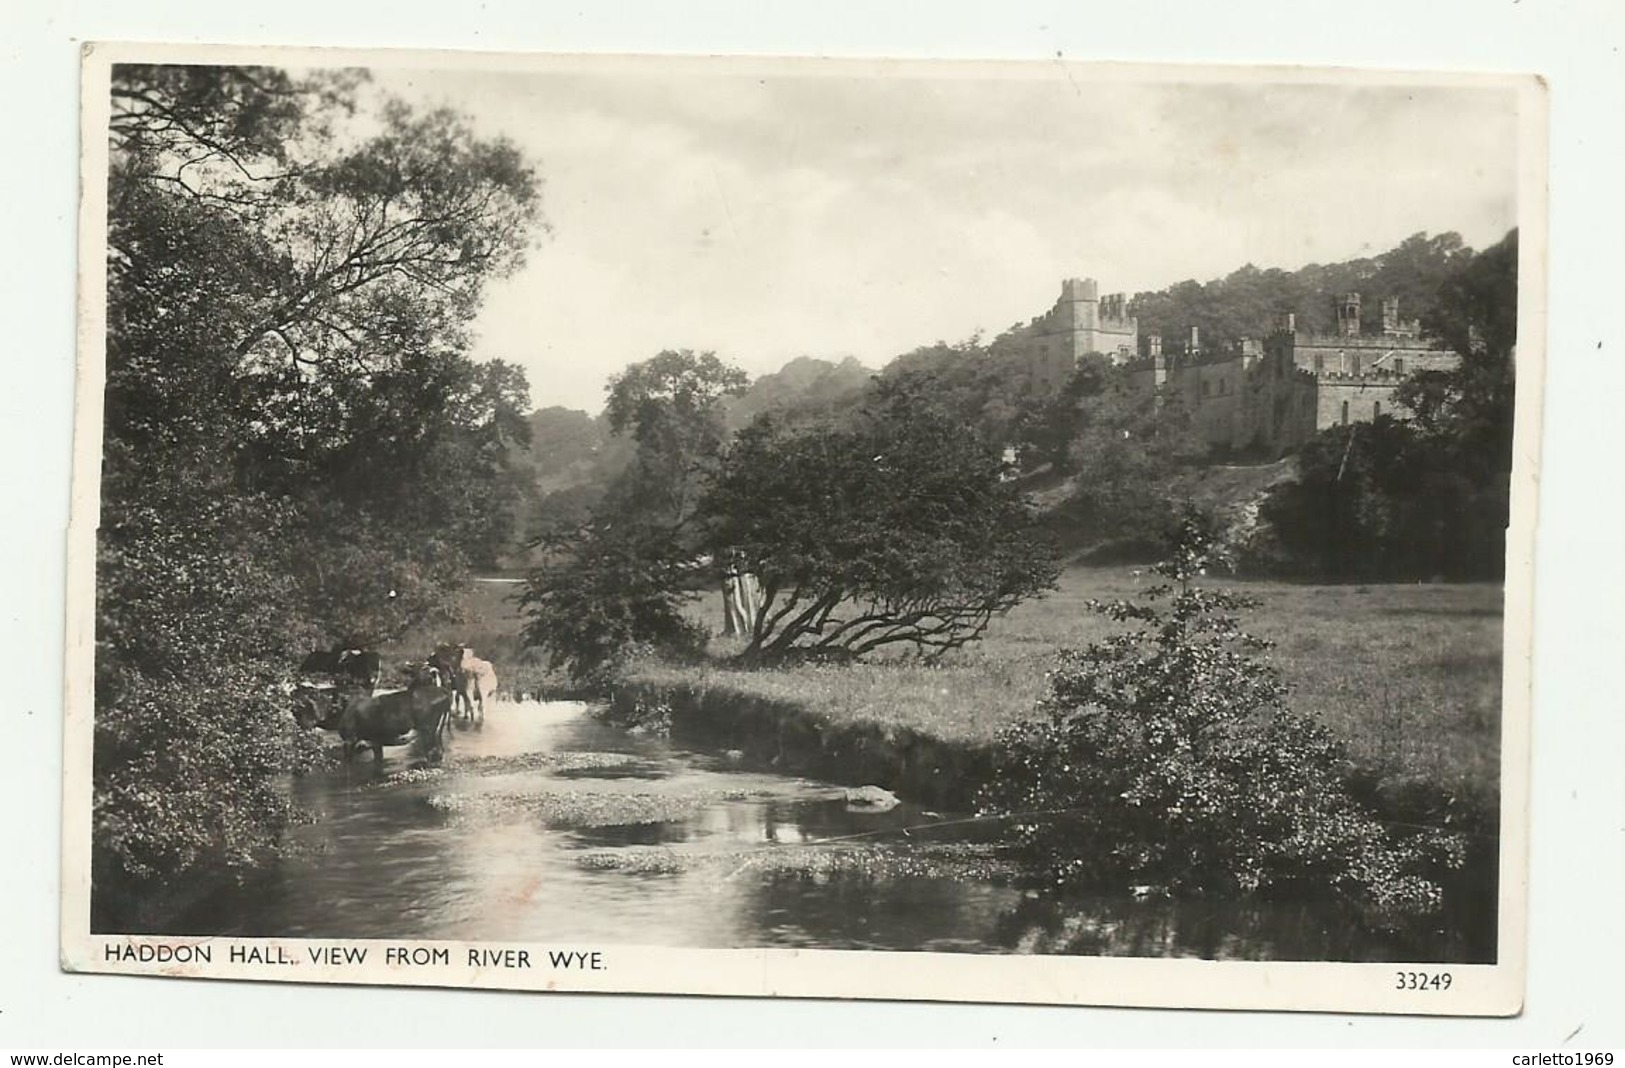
[336, 666, 453, 765]
[457, 649, 498, 727]
[429, 644, 470, 720]
[300, 647, 382, 692]
[290, 680, 347, 732]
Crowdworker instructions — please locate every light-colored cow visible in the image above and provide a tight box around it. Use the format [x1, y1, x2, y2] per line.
[458, 649, 498, 726]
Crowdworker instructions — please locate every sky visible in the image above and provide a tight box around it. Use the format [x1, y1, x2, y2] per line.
[369, 58, 1523, 414]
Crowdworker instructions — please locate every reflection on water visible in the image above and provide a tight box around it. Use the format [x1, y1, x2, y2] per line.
[168, 701, 1471, 960]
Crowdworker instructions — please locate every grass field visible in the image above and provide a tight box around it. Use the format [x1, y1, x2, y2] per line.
[628, 567, 1506, 809]
[392, 567, 1505, 810]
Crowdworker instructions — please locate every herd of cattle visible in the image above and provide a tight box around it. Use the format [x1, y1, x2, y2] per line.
[290, 644, 499, 765]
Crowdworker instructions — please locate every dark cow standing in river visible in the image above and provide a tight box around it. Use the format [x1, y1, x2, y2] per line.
[334, 666, 454, 764]
[429, 644, 469, 719]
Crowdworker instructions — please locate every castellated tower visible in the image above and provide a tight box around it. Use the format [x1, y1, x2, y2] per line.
[1056, 277, 1101, 344]
[1337, 292, 1363, 337]
[990, 274, 1142, 392]
[1052, 277, 1138, 362]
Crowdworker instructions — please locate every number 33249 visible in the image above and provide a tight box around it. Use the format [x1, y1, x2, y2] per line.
[1395, 971, 1452, 990]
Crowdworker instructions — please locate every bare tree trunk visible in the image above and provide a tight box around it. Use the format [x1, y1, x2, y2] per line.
[722, 561, 764, 637]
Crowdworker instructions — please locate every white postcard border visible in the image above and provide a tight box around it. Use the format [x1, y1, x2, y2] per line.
[61, 41, 1548, 1018]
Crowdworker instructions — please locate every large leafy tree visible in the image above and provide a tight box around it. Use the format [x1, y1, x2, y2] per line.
[95, 64, 542, 925]
[601, 349, 749, 530]
[1398, 229, 1519, 475]
[702, 385, 1062, 663]
[520, 351, 746, 679]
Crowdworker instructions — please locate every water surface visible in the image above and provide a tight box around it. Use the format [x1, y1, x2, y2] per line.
[176, 700, 1473, 960]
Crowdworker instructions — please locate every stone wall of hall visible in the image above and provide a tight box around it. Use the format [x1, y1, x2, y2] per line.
[1313, 378, 1404, 430]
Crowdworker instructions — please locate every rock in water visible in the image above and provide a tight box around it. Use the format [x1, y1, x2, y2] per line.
[844, 785, 900, 812]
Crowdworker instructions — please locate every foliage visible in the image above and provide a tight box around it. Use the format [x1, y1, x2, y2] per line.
[96, 63, 543, 921]
[878, 336, 1057, 449]
[1013, 353, 1114, 467]
[1397, 229, 1519, 475]
[702, 384, 1063, 663]
[518, 350, 747, 679]
[510, 407, 636, 551]
[93, 471, 316, 915]
[723, 355, 874, 432]
[602, 349, 749, 529]
[1248, 418, 1504, 580]
[1250, 231, 1518, 580]
[1058, 372, 1206, 545]
[980, 514, 1466, 921]
[1129, 231, 1474, 357]
[518, 521, 708, 684]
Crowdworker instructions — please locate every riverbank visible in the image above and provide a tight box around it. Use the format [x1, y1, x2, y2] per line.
[614, 566, 1504, 809]
[390, 564, 1504, 832]
[607, 675, 995, 810]
[602, 565, 1504, 957]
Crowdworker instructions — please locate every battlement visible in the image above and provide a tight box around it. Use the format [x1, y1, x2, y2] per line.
[1060, 277, 1100, 303]
[1098, 292, 1134, 325]
[1312, 366, 1417, 384]
[1296, 332, 1436, 350]
[1004, 278, 1471, 457]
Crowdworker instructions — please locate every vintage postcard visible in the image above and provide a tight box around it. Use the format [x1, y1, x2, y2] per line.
[64, 42, 1545, 1015]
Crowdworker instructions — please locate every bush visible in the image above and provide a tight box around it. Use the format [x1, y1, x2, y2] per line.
[1245, 418, 1506, 581]
[92, 476, 321, 927]
[980, 513, 1465, 923]
[518, 522, 708, 684]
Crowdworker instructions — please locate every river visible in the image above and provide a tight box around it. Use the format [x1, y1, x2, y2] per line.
[173, 700, 1480, 960]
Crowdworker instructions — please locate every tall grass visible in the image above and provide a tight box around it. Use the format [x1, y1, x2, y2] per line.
[394, 567, 1505, 806]
[633, 567, 1504, 806]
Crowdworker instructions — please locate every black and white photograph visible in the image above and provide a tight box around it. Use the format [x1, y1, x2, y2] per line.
[62, 43, 1543, 1014]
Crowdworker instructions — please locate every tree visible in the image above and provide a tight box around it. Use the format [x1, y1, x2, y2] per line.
[880, 335, 1057, 448]
[517, 521, 708, 684]
[1252, 231, 1518, 581]
[95, 64, 543, 925]
[602, 349, 749, 529]
[701, 386, 1062, 663]
[1048, 370, 1205, 552]
[519, 351, 749, 675]
[1398, 229, 1519, 474]
[723, 355, 873, 432]
[1127, 232, 1472, 356]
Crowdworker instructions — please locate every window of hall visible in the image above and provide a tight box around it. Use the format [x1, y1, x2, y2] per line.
[1313, 354, 1324, 373]
[1374, 401, 1382, 419]
[1394, 357, 1405, 374]
[1341, 400, 1350, 425]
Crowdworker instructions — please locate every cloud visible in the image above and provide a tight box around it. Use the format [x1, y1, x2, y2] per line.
[373, 63, 1522, 412]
